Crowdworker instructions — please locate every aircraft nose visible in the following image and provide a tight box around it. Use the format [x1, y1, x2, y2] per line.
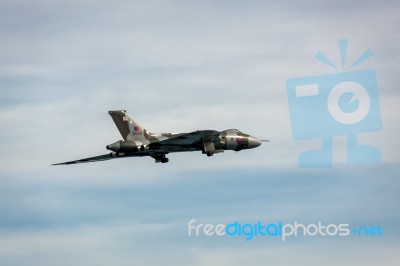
[248, 136, 262, 149]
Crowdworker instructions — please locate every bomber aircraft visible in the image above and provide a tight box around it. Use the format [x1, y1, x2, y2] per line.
[53, 110, 266, 165]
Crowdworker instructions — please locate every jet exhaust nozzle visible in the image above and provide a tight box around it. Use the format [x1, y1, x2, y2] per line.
[106, 140, 140, 152]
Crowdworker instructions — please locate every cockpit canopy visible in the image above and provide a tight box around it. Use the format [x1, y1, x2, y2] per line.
[222, 129, 250, 136]
[223, 129, 240, 135]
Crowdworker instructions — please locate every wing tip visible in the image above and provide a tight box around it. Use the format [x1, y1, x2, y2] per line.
[51, 153, 114, 166]
[51, 161, 77, 166]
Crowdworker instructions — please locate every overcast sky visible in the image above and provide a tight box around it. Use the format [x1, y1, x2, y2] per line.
[0, 0, 399, 265]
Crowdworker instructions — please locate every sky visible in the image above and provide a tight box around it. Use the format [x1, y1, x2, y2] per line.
[0, 0, 399, 265]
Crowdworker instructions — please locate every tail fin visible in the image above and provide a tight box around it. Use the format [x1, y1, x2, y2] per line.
[108, 110, 149, 142]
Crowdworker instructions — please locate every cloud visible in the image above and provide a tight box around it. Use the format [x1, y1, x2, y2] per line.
[1, 165, 399, 265]
[0, 0, 399, 265]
